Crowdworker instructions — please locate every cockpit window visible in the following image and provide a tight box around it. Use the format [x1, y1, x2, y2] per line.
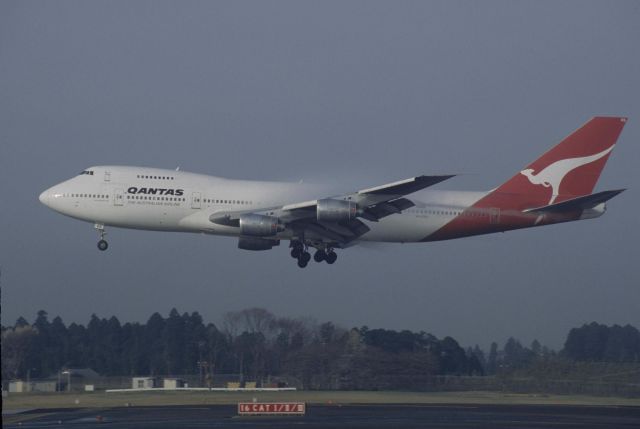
[78, 170, 94, 176]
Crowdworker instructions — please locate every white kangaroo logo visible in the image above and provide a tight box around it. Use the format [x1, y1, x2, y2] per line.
[520, 145, 614, 205]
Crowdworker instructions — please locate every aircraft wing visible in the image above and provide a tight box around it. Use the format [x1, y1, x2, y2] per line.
[210, 174, 455, 247]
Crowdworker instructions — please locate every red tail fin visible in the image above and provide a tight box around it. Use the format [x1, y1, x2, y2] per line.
[424, 117, 626, 241]
[491, 116, 626, 208]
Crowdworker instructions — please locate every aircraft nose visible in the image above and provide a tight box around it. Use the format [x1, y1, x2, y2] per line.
[39, 188, 51, 206]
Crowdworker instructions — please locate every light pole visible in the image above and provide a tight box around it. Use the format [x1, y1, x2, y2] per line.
[197, 360, 209, 387]
[62, 370, 71, 392]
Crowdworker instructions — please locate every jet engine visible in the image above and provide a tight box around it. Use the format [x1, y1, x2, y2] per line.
[239, 214, 283, 237]
[316, 199, 358, 222]
[238, 237, 280, 251]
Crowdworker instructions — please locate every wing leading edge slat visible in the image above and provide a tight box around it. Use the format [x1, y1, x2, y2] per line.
[358, 174, 455, 196]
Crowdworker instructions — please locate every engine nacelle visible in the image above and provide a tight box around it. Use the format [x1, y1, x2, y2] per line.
[239, 213, 282, 237]
[317, 199, 358, 222]
[238, 237, 280, 251]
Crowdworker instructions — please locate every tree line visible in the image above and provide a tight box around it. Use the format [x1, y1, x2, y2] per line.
[2, 309, 639, 390]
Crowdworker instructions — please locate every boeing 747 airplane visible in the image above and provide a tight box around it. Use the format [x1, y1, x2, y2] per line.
[40, 117, 626, 267]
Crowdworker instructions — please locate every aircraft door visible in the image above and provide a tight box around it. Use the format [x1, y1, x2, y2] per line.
[191, 192, 201, 209]
[114, 188, 124, 206]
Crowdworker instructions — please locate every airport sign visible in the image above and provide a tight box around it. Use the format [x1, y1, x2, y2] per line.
[238, 402, 305, 415]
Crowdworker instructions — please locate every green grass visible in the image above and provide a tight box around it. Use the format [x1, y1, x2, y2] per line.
[3, 390, 640, 411]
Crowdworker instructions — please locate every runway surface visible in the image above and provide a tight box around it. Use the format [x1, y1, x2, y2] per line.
[5, 403, 640, 428]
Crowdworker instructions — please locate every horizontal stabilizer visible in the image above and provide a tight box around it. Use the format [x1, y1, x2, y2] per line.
[523, 189, 625, 214]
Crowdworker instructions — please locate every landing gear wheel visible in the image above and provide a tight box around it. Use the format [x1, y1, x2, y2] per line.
[297, 258, 308, 268]
[290, 240, 303, 259]
[97, 240, 109, 251]
[300, 251, 311, 264]
[314, 249, 326, 262]
[94, 223, 108, 252]
[325, 251, 337, 264]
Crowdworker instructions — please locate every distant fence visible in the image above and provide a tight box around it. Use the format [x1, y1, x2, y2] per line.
[5, 373, 638, 397]
[336, 374, 640, 397]
[489, 377, 640, 398]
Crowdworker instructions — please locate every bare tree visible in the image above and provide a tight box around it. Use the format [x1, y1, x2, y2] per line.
[223, 308, 276, 339]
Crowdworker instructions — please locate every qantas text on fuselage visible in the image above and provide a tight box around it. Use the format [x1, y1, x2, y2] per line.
[126, 187, 184, 196]
[40, 117, 627, 268]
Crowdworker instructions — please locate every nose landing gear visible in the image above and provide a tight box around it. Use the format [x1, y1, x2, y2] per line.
[95, 223, 108, 251]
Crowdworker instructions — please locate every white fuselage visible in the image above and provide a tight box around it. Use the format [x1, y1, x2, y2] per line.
[38, 118, 625, 265]
[39, 166, 485, 244]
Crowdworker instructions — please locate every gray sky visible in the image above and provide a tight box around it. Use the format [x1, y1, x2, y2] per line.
[1, 1, 639, 350]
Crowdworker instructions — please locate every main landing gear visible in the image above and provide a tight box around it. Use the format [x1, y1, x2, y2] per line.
[290, 241, 310, 268]
[290, 241, 337, 268]
[313, 248, 337, 264]
[95, 223, 108, 251]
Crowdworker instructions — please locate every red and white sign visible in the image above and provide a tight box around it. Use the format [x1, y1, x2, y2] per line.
[238, 402, 306, 415]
